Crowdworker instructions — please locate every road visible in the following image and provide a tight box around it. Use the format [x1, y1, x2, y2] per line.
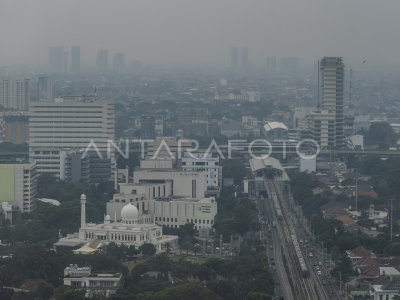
[258, 195, 294, 300]
[256, 177, 339, 300]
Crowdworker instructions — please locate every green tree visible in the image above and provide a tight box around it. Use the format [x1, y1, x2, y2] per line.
[139, 243, 157, 256]
[384, 242, 400, 256]
[363, 122, 397, 148]
[53, 286, 85, 300]
[34, 282, 54, 300]
[178, 223, 196, 253]
[222, 160, 247, 185]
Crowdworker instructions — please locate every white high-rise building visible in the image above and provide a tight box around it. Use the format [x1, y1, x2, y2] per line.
[310, 57, 345, 148]
[29, 97, 115, 179]
[0, 79, 30, 111]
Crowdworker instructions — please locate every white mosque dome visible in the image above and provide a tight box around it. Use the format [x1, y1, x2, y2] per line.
[121, 203, 139, 221]
[105, 215, 111, 221]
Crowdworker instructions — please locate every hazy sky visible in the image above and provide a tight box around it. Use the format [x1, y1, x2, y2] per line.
[1, 0, 400, 67]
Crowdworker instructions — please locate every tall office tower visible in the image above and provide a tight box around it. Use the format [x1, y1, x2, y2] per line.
[38, 76, 53, 101]
[280, 57, 299, 75]
[266, 56, 277, 76]
[96, 49, 108, 73]
[29, 98, 115, 180]
[319, 57, 345, 148]
[70, 46, 81, 73]
[240, 47, 249, 70]
[63, 51, 69, 72]
[230, 47, 239, 69]
[0, 79, 30, 110]
[49, 46, 65, 73]
[113, 53, 125, 74]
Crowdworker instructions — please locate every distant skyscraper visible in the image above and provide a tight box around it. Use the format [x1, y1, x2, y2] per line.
[240, 47, 249, 70]
[309, 57, 345, 148]
[38, 76, 52, 101]
[96, 49, 108, 73]
[70, 46, 81, 73]
[320, 57, 345, 147]
[266, 56, 277, 76]
[0, 79, 30, 110]
[230, 47, 239, 69]
[63, 51, 69, 73]
[49, 46, 65, 73]
[113, 53, 125, 74]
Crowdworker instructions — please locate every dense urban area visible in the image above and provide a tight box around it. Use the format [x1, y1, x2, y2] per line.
[2, 1, 400, 300]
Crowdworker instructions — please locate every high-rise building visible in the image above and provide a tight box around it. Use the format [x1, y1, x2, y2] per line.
[266, 56, 277, 76]
[230, 47, 250, 71]
[63, 51, 69, 73]
[38, 76, 52, 101]
[113, 53, 125, 74]
[29, 97, 115, 180]
[0, 162, 38, 216]
[96, 49, 108, 73]
[0, 79, 30, 110]
[309, 57, 345, 148]
[230, 47, 239, 69]
[49, 46, 65, 73]
[320, 57, 345, 147]
[240, 47, 249, 70]
[70, 46, 81, 73]
[308, 110, 336, 148]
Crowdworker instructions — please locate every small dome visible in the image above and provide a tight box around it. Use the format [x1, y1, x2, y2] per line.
[121, 203, 139, 221]
[105, 215, 111, 221]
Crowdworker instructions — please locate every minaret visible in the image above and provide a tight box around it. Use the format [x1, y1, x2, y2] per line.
[80, 193, 87, 229]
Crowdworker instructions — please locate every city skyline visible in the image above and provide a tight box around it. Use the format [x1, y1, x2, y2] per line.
[1, 0, 400, 67]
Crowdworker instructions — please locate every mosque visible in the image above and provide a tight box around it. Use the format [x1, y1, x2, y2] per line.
[56, 194, 178, 252]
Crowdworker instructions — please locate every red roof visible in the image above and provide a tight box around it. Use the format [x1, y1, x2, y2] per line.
[349, 246, 374, 259]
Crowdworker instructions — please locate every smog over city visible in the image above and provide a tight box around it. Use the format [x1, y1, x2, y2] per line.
[1, 1, 400, 300]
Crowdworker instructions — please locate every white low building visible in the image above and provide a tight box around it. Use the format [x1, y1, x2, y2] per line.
[63, 265, 122, 298]
[106, 183, 217, 230]
[181, 153, 222, 191]
[133, 169, 207, 199]
[370, 276, 400, 300]
[153, 196, 217, 230]
[106, 182, 172, 221]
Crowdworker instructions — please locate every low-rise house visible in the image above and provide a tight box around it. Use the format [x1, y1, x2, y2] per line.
[370, 275, 400, 300]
